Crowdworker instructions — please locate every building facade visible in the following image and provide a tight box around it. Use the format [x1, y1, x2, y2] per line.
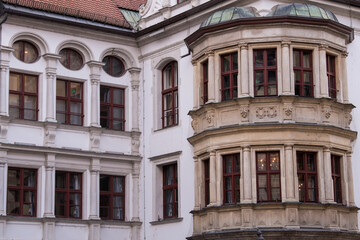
[0, 0, 360, 239]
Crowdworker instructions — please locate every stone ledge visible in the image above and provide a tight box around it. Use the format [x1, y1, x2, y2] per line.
[150, 217, 183, 225]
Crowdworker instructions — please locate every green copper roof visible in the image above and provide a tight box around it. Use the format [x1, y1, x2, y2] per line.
[267, 3, 338, 22]
[200, 7, 259, 28]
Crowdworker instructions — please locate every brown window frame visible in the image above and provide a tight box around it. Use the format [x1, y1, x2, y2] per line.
[100, 175, 126, 220]
[256, 152, 281, 202]
[13, 40, 39, 63]
[294, 49, 313, 97]
[327, 54, 336, 99]
[163, 163, 178, 219]
[221, 52, 238, 101]
[254, 49, 277, 97]
[9, 72, 38, 121]
[223, 154, 240, 205]
[55, 171, 82, 219]
[331, 155, 342, 204]
[102, 56, 125, 77]
[59, 48, 83, 70]
[100, 86, 125, 131]
[7, 167, 37, 217]
[204, 159, 210, 206]
[202, 61, 208, 104]
[162, 61, 178, 128]
[56, 79, 84, 126]
[297, 152, 318, 202]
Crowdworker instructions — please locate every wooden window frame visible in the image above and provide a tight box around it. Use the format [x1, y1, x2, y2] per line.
[202, 61, 208, 104]
[223, 154, 240, 205]
[254, 49, 277, 97]
[56, 79, 84, 126]
[294, 49, 313, 97]
[100, 86, 125, 131]
[9, 72, 38, 121]
[297, 152, 318, 202]
[256, 151, 281, 202]
[163, 163, 178, 219]
[55, 171, 82, 219]
[221, 53, 238, 101]
[161, 61, 178, 128]
[13, 40, 39, 63]
[100, 175, 126, 220]
[327, 54, 337, 99]
[7, 167, 37, 217]
[331, 155, 342, 204]
[204, 159, 210, 206]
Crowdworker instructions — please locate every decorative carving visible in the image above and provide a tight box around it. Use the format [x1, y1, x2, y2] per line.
[0, 123, 8, 140]
[191, 119, 198, 133]
[240, 106, 249, 118]
[289, 209, 296, 223]
[345, 112, 352, 127]
[89, 130, 101, 151]
[44, 124, 57, 147]
[283, 105, 293, 117]
[131, 81, 140, 90]
[322, 106, 331, 122]
[256, 107, 277, 119]
[131, 133, 140, 155]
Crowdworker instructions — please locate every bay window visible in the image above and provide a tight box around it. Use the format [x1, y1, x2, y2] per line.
[327, 54, 336, 99]
[331, 155, 342, 203]
[297, 152, 318, 202]
[223, 154, 240, 204]
[294, 49, 313, 97]
[254, 49, 277, 97]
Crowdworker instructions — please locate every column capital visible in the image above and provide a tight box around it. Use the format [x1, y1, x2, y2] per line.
[341, 51, 349, 58]
[43, 53, 61, 61]
[205, 50, 214, 57]
[128, 67, 141, 74]
[209, 150, 216, 156]
[242, 145, 251, 151]
[284, 143, 294, 149]
[191, 60, 197, 66]
[238, 42, 248, 50]
[281, 41, 291, 47]
[90, 76, 100, 84]
[319, 44, 328, 51]
[323, 147, 331, 152]
[91, 158, 101, 172]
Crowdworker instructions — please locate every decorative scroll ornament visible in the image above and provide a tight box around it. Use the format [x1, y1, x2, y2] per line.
[240, 106, 249, 118]
[256, 107, 277, 119]
[283, 105, 293, 117]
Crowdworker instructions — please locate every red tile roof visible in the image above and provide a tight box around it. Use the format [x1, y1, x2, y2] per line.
[2, 0, 147, 29]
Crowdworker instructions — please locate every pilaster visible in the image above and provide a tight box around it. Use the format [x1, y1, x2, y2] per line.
[209, 151, 216, 206]
[281, 41, 291, 95]
[240, 43, 249, 97]
[242, 146, 252, 203]
[192, 61, 199, 109]
[87, 61, 104, 128]
[194, 157, 200, 210]
[347, 152, 355, 206]
[341, 51, 349, 103]
[284, 144, 295, 201]
[44, 154, 55, 218]
[0, 150, 6, 216]
[131, 162, 140, 221]
[319, 44, 329, 98]
[323, 147, 334, 203]
[129, 67, 141, 132]
[207, 51, 215, 103]
[89, 158, 100, 220]
[0, 46, 14, 116]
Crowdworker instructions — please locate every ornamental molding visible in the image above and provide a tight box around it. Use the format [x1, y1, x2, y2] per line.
[256, 106, 277, 119]
[240, 106, 249, 118]
[205, 112, 215, 127]
[191, 119, 198, 133]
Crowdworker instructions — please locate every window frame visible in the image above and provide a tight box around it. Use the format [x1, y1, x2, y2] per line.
[297, 152, 318, 203]
[9, 72, 39, 121]
[161, 61, 178, 128]
[253, 48, 277, 97]
[59, 48, 83, 70]
[163, 163, 178, 219]
[102, 56, 125, 77]
[204, 159, 210, 206]
[7, 167, 37, 217]
[100, 86, 125, 131]
[13, 40, 39, 63]
[55, 171, 82, 219]
[326, 54, 337, 99]
[293, 49, 313, 97]
[202, 61, 208, 104]
[99, 175, 126, 220]
[221, 52, 238, 101]
[331, 155, 342, 204]
[56, 79, 84, 126]
[256, 151, 281, 202]
[222, 153, 240, 205]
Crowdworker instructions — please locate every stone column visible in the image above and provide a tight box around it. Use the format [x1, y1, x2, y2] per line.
[240, 44, 249, 97]
[281, 41, 291, 95]
[207, 51, 215, 102]
[243, 146, 252, 203]
[0, 151, 6, 216]
[87, 61, 104, 127]
[129, 68, 141, 131]
[0, 46, 14, 116]
[89, 158, 100, 220]
[209, 151, 216, 206]
[285, 144, 295, 201]
[319, 45, 329, 98]
[43, 54, 61, 122]
[323, 147, 334, 202]
[44, 154, 55, 218]
[132, 162, 140, 221]
[341, 52, 349, 103]
[194, 157, 200, 210]
[192, 61, 199, 109]
[347, 153, 355, 206]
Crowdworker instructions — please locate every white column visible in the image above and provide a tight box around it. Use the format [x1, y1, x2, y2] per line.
[131, 162, 140, 221]
[323, 147, 334, 202]
[341, 52, 349, 103]
[0, 46, 14, 116]
[43, 54, 61, 122]
[129, 68, 141, 132]
[89, 158, 100, 220]
[192, 61, 199, 109]
[285, 144, 295, 201]
[281, 41, 291, 95]
[44, 154, 55, 217]
[207, 51, 215, 102]
[240, 44, 249, 97]
[243, 146, 252, 203]
[87, 61, 104, 127]
[347, 153, 355, 206]
[319, 45, 329, 98]
[209, 151, 216, 206]
[0, 162, 5, 215]
[194, 157, 200, 210]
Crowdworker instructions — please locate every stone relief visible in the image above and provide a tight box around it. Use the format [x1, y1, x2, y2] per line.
[191, 119, 198, 133]
[283, 105, 293, 117]
[206, 112, 215, 127]
[240, 106, 249, 119]
[256, 106, 277, 119]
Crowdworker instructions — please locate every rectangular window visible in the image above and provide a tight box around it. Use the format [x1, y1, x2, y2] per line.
[55, 171, 82, 218]
[254, 49, 277, 96]
[223, 154, 240, 204]
[162, 62, 178, 128]
[331, 155, 342, 203]
[294, 49, 313, 97]
[202, 61, 208, 104]
[204, 159, 210, 206]
[7, 168, 37, 216]
[163, 163, 178, 218]
[100, 86, 125, 131]
[327, 54, 336, 99]
[221, 53, 238, 101]
[100, 175, 125, 220]
[9, 72, 38, 120]
[297, 152, 318, 202]
[56, 79, 83, 126]
[256, 152, 281, 202]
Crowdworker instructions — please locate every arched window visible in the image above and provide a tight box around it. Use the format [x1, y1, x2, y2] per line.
[13, 40, 38, 63]
[162, 61, 178, 128]
[59, 48, 83, 70]
[102, 56, 125, 77]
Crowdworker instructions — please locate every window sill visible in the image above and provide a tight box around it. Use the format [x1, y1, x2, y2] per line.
[149, 217, 183, 225]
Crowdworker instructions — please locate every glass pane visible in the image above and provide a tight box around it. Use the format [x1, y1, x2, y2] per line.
[9, 107, 20, 119]
[100, 176, 110, 191]
[258, 188, 268, 201]
[70, 50, 83, 70]
[271, 188, 280, 201]
[24, 75, 37, 93]
[267, 49, 276, 66]
[268, 85, 277, 95]
[163, 64, 173, 90]
[23, 191, 35, 216]
[308, 175, 316, 188]
[70, 82, 81, 99]
[113, 108, 124, 119]
[70, 206, 80, 218]
[100, 118, 109, 128]
[308, 188, 316, 201]
[70, 174, 81, 190]
[225, 177, 232, 190]
[24, 109, 36, 120]
[112, 57, 124, 77]
[113, 89, 124, 105]
[224, 156, 232, 173]
[9, 74, 21, 91]
[224, 89, 231, 101]
[13, 41, 22, 60]
[114, 177, 124, 193]
[268, 71, 276, 83]
[59, 49, 69, 68]
[307, 154, 315, 171]
[271, 174, 280, 187]
[298, 174, 304, 201]
[8, 169, 20, 186]
[257, 153, 266, 171]
[56, 80, 66, 97]
[258, 175, 267, 188]
[55, 192, 65, 204]
[234, 155, 240, 172]
[70, 115, 81, 125]
[24, 42, 38, 63]
[222, 55, 230, 72]
[100, 105, 110, 118]
[9, 94, 20, 106]
[7, 190, 20, 214]
[165, 189, 173, 204]
[304, 85, 312, 97]
[223, 75, 230, 88]
[22, 203, 34, 216]
[225, 191, 232, 204]
[24, 96, 36, 109]
[55, 204, 65, 217]
[100, 87, 110, 103]
[327, 56, 335, 73]
[102, 57, 110, 76]
[113, 196, 123, 208]
[56, 113, 66, 124]
[232, 53, 238, 70]
[174, 64, 178, 87]
[55, 172, 66, 189]
[299, 187, 304, 202]
[304, 72, 311, 84]
[100, 207, 109, 219]
[294, 70, 300, 84]
[164, 165, 174, 186]
[24, 170, 36, 187]
[269, 153, 279, 170]
[254, 50, 263, 67]
[164, 93, 173, 110]
[69, 193, 81, 205]
[113, 120, 124, 130]
[255, 71, 264, 84]
[293, 50, 300, 67]
[233, 74, 238, 87]
[70, 102, 81, 114]
[295, 85, 300, 96]
[113, 208, 123, 219]
[303, 52, 311, 68]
